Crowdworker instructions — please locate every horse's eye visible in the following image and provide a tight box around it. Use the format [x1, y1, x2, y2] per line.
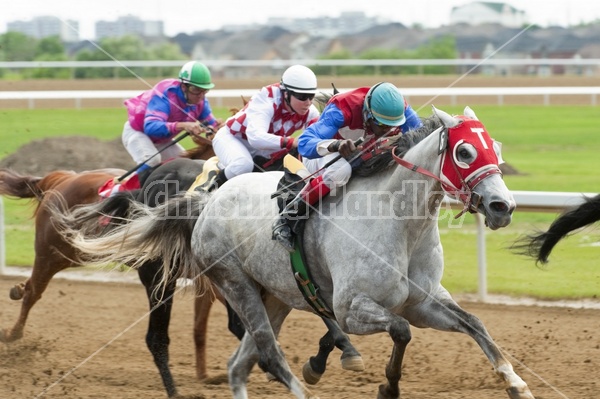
[454, 143, 477, 168]
[459, 145, 476, 161]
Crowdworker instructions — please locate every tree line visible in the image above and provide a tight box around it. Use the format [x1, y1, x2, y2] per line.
[0, 31, 457, 79]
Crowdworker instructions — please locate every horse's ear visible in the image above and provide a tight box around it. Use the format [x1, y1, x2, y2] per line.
[436, 126, 447, 155]
[432, 105, 460, 128]
[464, 106, 478, 120]
[331, 83, 339, 95]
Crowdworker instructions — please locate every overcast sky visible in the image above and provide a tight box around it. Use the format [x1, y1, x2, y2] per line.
[2, 0, 600, 40]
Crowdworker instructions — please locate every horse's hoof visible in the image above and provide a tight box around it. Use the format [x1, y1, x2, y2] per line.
[9, 284, 25, 300]
[302, 360, 323, 385]
[201, 373, 228, 385]
[506, 386, 535, 399]
[341, 355, 365, 371]
[0, 329, 21, 343]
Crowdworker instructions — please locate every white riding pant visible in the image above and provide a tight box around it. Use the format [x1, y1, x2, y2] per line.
[212, 127, 261, 179]
[303, 153, 352, 190]
[122, 121, 185, 168]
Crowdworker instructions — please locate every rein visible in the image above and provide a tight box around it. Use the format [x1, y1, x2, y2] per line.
[191, 131, 214, 146]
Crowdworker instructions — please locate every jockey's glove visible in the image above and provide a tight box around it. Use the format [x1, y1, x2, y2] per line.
[328, 139, 356, 159]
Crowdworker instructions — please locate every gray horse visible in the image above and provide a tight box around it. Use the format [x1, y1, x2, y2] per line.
[57, 106, 533, 399]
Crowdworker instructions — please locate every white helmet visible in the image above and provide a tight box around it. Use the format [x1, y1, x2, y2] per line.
[280, 65, 317, 94]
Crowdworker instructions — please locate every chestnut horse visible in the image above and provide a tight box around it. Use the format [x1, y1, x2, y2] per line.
[0, 141, 216, 398]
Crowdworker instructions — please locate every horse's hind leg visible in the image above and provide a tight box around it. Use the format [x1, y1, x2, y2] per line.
[302, 317, 364, 385]
[193, 289, 212, 381]
[405, 297, 534, 399]
[138, 261, 178, 398]
[216, 278, 316, 399]
[1, 251, 71, 343]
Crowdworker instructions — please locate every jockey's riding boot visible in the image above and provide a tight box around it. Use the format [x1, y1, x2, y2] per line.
[196, 169, 228, 193]
[272, 195, 308, 253]
[272, 175, 330, 253]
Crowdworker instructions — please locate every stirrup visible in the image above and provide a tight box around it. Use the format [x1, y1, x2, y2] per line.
[272, 223, 295, 253]
[195, 170, 218, 193]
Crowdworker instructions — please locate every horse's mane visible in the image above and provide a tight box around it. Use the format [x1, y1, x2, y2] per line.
[353, 115, 442, 177]
[312, 89, 442, 177]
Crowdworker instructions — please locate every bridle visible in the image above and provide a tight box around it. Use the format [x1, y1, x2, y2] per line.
[392, 123, 502, 218]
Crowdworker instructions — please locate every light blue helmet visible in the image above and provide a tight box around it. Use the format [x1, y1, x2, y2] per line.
[364, 82, 406, 126]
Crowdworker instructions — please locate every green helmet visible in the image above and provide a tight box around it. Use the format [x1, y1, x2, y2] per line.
[179, 61, 215, 90]
[364, 82, 406, 126]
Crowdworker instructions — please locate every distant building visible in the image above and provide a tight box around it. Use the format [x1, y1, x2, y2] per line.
[95, 15, 164, 39]
[7, 16, 79, 42]
[267, 11, 385, 37]
[450, 2, 527, 28]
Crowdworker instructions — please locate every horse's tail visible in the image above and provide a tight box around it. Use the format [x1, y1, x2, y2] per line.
[51, 191, 208, 289]
[513, 193, 600, 264]
[0, 168, 44, 200]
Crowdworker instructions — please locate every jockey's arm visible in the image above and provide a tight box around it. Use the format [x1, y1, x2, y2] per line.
[298, 105, 345, 159]
[143, 93, 177, 139]
[243, 89, 285, 152]
[197, 99, 220, 131]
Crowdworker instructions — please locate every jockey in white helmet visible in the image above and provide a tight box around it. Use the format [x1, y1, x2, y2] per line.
[202, 65, 320, 192]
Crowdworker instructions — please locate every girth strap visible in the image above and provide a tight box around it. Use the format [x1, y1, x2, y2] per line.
[289, 225, 335, 320]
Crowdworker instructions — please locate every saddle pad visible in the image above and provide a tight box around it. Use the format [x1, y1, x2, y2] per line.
[187, 156, 220, 194]
[283, 154, 310, 178]
[98, 174, 140, 198]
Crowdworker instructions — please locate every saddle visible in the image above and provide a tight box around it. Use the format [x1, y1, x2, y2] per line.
[187, 152, 294, 194]
[271, 155, 310, 234]
[188, 156, 220, 193]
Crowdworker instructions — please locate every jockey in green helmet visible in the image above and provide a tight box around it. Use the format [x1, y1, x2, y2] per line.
[179, 61, 215, 90]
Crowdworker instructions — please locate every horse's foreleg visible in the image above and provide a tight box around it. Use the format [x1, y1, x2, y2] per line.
[302, 326, 333, 385]
[406, 299, 534, 399]
[324, 317, 364, 371]
[341, 294, 412, 399]
[138, 262, 178, 398]
[302, 317, 364, 385]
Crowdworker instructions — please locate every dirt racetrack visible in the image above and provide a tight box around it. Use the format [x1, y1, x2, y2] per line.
[1, 274, 599, 399]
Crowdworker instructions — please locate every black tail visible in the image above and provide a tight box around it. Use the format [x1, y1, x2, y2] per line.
[513, 194, 600, 264]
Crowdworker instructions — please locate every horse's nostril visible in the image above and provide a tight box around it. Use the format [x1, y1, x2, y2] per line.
[490, 201, 509, 213]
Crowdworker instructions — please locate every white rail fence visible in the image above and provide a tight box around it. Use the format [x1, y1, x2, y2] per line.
[0, 191, 596, 300]
[1, 86, 599, 109]
[2, 58, 600, 69]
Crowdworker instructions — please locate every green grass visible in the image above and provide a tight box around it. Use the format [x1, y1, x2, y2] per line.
[1, 105, 599, 300]
[0, 107, 234, 158]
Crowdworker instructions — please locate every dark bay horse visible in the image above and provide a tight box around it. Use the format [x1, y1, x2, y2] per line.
[53, 106, 533, 398]
[514, 193, 600, 264]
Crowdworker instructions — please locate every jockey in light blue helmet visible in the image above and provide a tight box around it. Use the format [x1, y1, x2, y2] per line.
[363, 82, 406, 128]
